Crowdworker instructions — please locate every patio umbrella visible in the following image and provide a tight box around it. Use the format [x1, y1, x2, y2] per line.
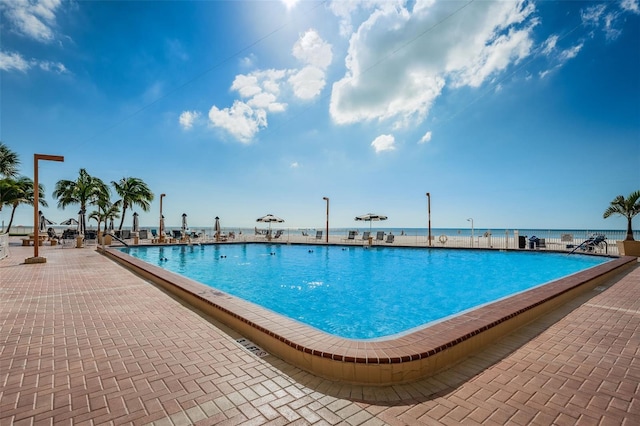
[256, 214, 284, 238]
[60, 218, 79, 226]
[355, 213, 388, 232]
[181, 213, 188, 237]
[78, 209, 86, 236]
[108, 217, 114, 232]
[132, 212, 139, 233]
[214, 216, 221, 242]
[39, 211, 55, 232]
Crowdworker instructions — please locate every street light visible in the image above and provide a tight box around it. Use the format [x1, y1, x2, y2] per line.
[426, 192, 431, 247]
[26, 153, 64, 264]
[467, 218, 474, 248]
[159, 193, 166, 242]
[322, 197, 329, 243]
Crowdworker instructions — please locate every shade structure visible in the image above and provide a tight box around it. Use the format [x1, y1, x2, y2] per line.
[181, 213, 188, 237]
[38, 211, 54, 232]
[77, 209, 86, 236]
[214, 216, 221, 242]
[355, 213, 388, 231]
[256, 214, 284, 237]
[108, 217, 114, 232]
[132, 212, 139, 233]
[60, 217, 78, 226]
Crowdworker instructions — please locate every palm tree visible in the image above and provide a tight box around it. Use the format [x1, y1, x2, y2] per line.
[89, 183, 115, 235]
[53, 168, 108, 214]
[603, 190, 640, 241]
[112, 177, 154, 231]
[0, 176, 47, 233]
[0, 142, 20, 178]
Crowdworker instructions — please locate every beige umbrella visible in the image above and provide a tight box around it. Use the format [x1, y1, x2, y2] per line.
[355, 213, 388, 232]
[256, 214, 284, 239]
[214, 216, 221, 242]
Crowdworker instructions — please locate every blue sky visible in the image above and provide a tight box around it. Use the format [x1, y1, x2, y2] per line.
[1, 0, 639, 231]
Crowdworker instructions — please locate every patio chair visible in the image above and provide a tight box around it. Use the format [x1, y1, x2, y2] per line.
[376, 231, 385, 242]
[84, 230, 98, 246]
[342, 230, 357, 242]
[273, 230, 284, 239]
[386, 234, 395, 243]
[60, 229, 77, 248]
[362, 231, 371, 241]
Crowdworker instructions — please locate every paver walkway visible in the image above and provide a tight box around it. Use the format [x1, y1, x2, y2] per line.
[1, 242, 639, 425]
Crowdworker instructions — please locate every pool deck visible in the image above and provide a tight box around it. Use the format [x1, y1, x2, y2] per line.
[2, 239, 639, 425]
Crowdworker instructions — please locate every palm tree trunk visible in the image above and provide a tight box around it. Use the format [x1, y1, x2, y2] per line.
[5, 204, 18, 234]
[627, 218, 634, 241]
[118, 204, 128, 231]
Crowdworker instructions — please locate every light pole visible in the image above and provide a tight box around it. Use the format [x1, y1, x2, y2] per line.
[426, 192, 431, 246]
[322, 197, 329, 243]
[467, 218, 474, 247]
[159, 193, 166, 242]
[26, 153, 64, 264]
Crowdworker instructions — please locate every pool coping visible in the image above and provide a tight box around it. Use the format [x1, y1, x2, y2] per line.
[101, 245, 637, 385]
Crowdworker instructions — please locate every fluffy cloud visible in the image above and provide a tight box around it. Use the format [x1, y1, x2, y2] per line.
[1, 0, 62, 42]
[179, 111, 201, 130]
[329, 1, 536, 127]
[0, 50, 67, 74]
[207, 30, 332, 142]
[208, 101, 267, 144]
[371, 134, 396, 153]
[419, 131, 432, 144]
[0, 51, 31, 72]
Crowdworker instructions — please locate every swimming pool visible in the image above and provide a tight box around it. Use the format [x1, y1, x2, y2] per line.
[120, 244, 610, 339]
[106, 244, 633, 384]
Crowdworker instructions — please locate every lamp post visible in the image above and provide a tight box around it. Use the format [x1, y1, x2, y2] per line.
[322, 197, 329, 243]
[159, 193, 166, 242]
[26, 153, 64, 264]
[467, 218, 474, 248]
[426, 192, 431, 247]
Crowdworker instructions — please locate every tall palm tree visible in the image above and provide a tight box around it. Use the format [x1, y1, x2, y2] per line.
[0, 176, 47, 234]
[89, 183, 114, 235]
[603, 190, 640, 241]
[112, 177, 154, 231]
[0, 142, 20, 178]
[53, 168, 108, 214]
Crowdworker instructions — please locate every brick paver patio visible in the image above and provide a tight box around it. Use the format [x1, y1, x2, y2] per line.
[1, 241, 638, 425]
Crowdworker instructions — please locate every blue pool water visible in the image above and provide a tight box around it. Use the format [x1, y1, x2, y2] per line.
[120, 244, 610, 339]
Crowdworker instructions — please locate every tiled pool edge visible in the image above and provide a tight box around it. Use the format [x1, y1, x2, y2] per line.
[101, 247, 637, 385]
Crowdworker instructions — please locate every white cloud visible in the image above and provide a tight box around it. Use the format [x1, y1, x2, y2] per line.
[208, 101, 267, 144]
[1, 0, 62, 42]
[207, 30, 332, 142]
[371, 134, 396, 153]
[292, 29, 332, 69]
[290, 161, 300, 168]
[179, 111, 201, 130]
[329, 1, 536, 128]
[0, 50, 67, 74]
[621, 0, 640, 14]
[419, 131, 432, 144]
[289, 66, 326, 99]
[0, 51, 31, 72]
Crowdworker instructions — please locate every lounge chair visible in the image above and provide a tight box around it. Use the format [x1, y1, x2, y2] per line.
[273, 230, 284, 239]
[138, 230, 148, 239]
[362, 231, 371, 241]
[386, 234, 395, 243]
[84, 230, 98, 246]
[310, 230, 323, 242]
[342, 230, 357, 242]
[376, 231, 385, 242]
[120, 230, 131, 239]
[60, 229, 77, 248]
